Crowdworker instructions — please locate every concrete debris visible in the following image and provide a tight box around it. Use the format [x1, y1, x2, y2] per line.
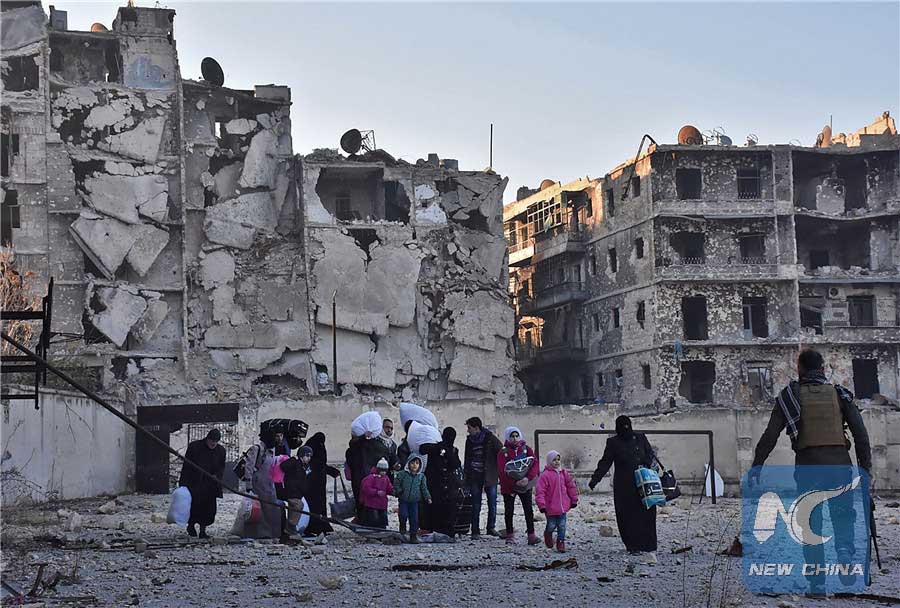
[89, 286, 149, 347]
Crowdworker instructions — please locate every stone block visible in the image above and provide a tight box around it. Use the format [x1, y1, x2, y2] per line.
[90, 286, 148, 347]
[126, 224, 170, 277]
[84, 174, 168, 224]
[204, 324, 254, 348]
[132, 299, 169, 343]
[199, 250, 235, 289]
[69, 216, 137, 279]
[239, 129, 278, 188]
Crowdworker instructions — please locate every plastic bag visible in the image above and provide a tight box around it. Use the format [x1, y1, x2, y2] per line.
[240, 494, 263, 524]
[634, 467, 666, 509]
[399, 402, 438, 429]
[407, 421, 442, 454]
[351, 411, 383, 438]
[167, 486, 191, 525]
[296, 497, 310, 534]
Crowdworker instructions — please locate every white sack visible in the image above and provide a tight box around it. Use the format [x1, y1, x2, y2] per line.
[407, 421, 442, 454]
[166, 486, 191, 525]
[399, 402, 438, 429]
[351, 411, 383, 438]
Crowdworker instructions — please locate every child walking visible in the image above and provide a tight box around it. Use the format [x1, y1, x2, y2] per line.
[359, 458, 393, 528]
[535, 450, 578, 552]
[393, 454, 432, 543]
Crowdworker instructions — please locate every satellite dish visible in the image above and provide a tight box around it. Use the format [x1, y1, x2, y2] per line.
[678, 125, 703, 145]
[820, 124, 832, 148]
[719, 135, 733, 146]
[90, 22, 109, 32]
[539, 179, 557, 190]
[746, 133, 759, 146]
[340, 129, 362, 155]
[201, 57, 224, 87]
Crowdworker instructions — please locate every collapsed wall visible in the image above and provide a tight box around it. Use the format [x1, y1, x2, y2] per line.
[1, 4, 522, 433]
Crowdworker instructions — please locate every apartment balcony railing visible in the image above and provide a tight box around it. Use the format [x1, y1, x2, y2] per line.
[532, 223, 588, 264]
[801, 324, 900, 344]
[655, 258, 798, 281]
[508, 237, 535, 267]
[518, 281, 589, 315]
[518, 342, 587, 368]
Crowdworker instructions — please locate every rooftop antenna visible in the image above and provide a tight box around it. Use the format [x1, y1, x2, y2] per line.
[489, 123, 493, 171]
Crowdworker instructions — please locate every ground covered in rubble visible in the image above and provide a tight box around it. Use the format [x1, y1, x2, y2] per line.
[2, 493, 899, 608]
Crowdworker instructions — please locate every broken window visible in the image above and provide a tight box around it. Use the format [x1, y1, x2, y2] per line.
[581, 375, 591, 398]
[838, 157, 867, 211]
[631, 177, 641, 198]
[506, 222, 518, 247]
[742, 297, 769, 338]
[596, 371, 604, 388]
[737, 168, 761, 199]
[1, 189, 20, 245]
[848, 296, 875, 327]
[316, 166, 383, 222]
[590, 252, 597, 275]
[2, 133, 19, 178]
[614, 369, 623, 388]
[612, 307, 620, 328]
[592, 313, 600, 332]
[800, 298, 824, 335]
[682, 296, 708, 340]
[852, 359, 879, 399]
[634, 237, 644, 259]
[608, 248, 618, 273]
[586, 197, 593, 217]
[679, 360, 715, 403]
[642, 364, 651, 389]
[809, 249, 830, 269]
[636, 301, 645, 329]
[738, 234, 766, 263]
[2, 55, 39, 91]
[747, 363, 773, 401]
[573, 263, 582, 283]
[676, 168, 702, 200]
[383, 181, 410, 223]
[606, 189, 615, 217]
[670, 232, 705, 264]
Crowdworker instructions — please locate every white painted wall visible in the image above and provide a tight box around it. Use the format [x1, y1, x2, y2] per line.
[1, 388, 132, 505]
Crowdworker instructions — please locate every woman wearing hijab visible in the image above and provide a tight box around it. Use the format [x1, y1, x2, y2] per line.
[589, 415, 658, 554]
[304, 432, 338, 535]
[240, 426, 281, 538]
[178, 428, 226, 538]
[420, 427, 463, 537]
[497, 426, 540, 545]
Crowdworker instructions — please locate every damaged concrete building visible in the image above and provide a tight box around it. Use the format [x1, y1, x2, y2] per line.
[2, 1, 519, 496]
[506, 115, 900, 408]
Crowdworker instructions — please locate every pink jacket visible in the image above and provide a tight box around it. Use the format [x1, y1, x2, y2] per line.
[535, 466, 579, 516]
[497, 441, 539, 495]
[270, 455, 290, 484]
[359, 469, 393, 510]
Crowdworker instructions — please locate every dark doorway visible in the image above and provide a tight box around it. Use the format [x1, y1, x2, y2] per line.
[679, 361, 715, 403]
[852, 359, 879, 399]
[676, 168, 702, 199]
[670, 232, 705, 263]
[738, 234, 765, 263]
[136, 403, 239, 494]
[742, 297, 769, 338]
[682, 296, 709, 340]
[848, 296, 875, 327]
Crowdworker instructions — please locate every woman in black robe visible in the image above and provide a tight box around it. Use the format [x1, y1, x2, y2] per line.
[178, 429, 226, 538]
[304, 432, 337, 534]
[421, 427, 463, 536]
[588, 415, 658, 553]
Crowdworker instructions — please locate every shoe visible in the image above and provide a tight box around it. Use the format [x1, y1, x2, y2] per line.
[409, 532, 419, 544]
[527, 533, 540, 546]
[399, 523, 407, 534]
[505, 531, 515, 544]
[486, 528, 501, 537]
[198, 527, 209, 539]
[187, 524, 197, 537]
[471, 530, 481, 540]
[544, 531, 554, 548]
[556, 541, 566, 553]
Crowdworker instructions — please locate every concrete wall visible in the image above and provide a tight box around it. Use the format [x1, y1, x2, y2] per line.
[1, 389, 132, 505]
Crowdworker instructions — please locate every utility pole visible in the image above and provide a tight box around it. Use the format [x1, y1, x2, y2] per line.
[332, 290, 338, 395]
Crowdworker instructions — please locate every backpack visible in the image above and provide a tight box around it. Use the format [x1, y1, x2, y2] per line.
[232, 443, 264, 480]
[503, 446, 536, 493]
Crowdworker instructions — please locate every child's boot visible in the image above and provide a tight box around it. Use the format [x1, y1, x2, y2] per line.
[556, 540, 566, 553]
[544, 531, 554, 548]
[527, 532, 540, 546]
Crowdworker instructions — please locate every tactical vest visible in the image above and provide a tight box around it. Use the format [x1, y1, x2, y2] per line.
[795, 384, 846, 450]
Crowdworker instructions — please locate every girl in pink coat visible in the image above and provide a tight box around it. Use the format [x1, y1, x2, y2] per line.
[535, 450, 579, 552]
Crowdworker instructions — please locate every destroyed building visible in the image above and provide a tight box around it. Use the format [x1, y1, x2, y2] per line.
[506, 115, 900, 407]
[1, 1, 519, 494]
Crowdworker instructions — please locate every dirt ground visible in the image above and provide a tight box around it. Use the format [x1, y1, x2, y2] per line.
[1, 491, 898, 608]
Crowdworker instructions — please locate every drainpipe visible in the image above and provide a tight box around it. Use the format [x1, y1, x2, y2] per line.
[332, 290, 338, 395]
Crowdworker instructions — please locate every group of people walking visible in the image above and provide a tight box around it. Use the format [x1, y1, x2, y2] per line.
[175, 348, 873, 573]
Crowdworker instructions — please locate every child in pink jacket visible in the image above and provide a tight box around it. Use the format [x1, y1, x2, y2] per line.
[535, 450, 578, 552]
[359, 458, 393, 528]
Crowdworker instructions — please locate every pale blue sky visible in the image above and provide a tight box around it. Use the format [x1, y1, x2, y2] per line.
[56, 1, 899, 201]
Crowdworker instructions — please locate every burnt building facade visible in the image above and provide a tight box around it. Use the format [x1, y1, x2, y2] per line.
[506, 115, 900, 407]
[1, 2, 519, 417]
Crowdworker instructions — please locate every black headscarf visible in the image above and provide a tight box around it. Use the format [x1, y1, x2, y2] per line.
[615, 415, 634, 440]
[441, 427, 456, 447]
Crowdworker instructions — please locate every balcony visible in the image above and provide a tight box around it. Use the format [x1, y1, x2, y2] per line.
[518, 342, 587, 369]
[508, 237, 534, 267]
[532, 223, 588, 264]
[655, 199, 775, 218]
[519, 281, 589, 315]
[801, 324, 900, 344]
[655, 258, 798, 282]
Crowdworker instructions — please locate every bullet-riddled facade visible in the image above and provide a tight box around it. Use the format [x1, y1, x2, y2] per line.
[506, 115, 900, 408]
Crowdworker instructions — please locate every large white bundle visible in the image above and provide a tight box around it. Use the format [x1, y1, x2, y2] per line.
[399, 402, 438, 429]
[407, 421, 442, 453]
[351, 411, 383, 438]
[296, 497, 310, 534]
[166, 486, 191, 525]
